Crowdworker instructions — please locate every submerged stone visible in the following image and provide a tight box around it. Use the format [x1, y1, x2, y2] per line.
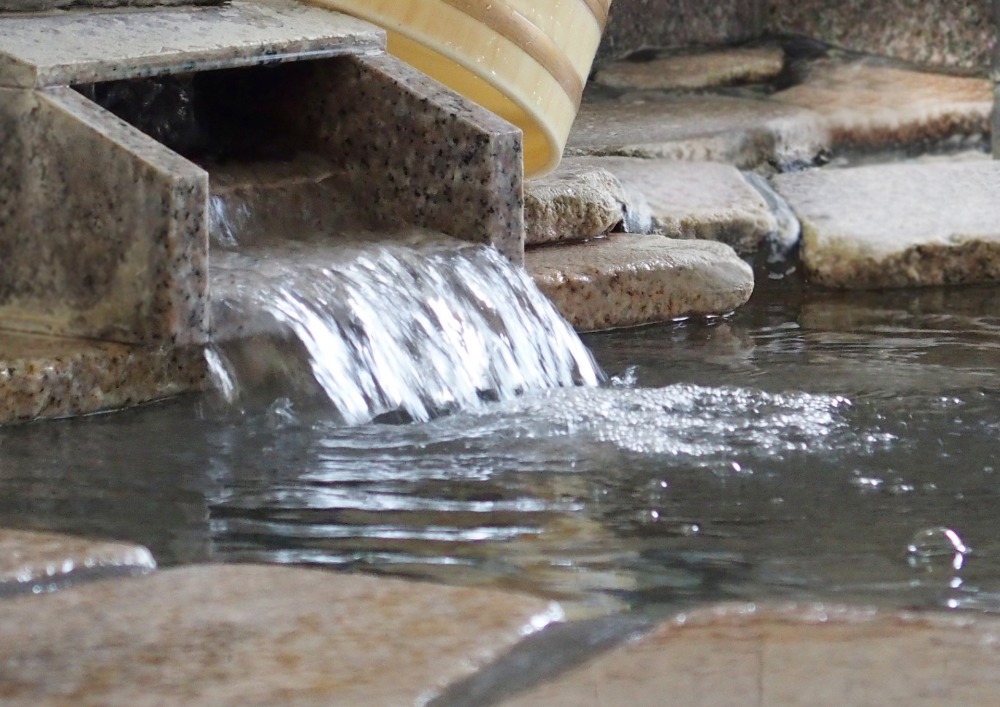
[0, 564, 559, 705]
[773, 161, 1000, 288]
[526, 235, 754, 331]
[594, 46, 785, 91]
[504, 602, 1000, 706]
[524, 163, 636, 245]
[772, 59, 992, 153]
[0, 529, 155, 596]
[565, 94, 829, 170]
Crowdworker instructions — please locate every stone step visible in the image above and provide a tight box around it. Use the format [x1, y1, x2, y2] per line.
[504, 602, 1000, 706]
[772, 160, 1000, 288]
[0, 564, 560, 705]
[0, 0, 382, 88]
[526, 235, 754, 331]
[594, 46, 786, 92]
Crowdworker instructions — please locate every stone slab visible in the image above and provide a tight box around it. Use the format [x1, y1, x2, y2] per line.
[595, 46, 785, 91]
[524, 163, 634, 246]
[0, 0, 383, 88]
[773, 60, 992, 153]
[773, 160, 1000, 288]
[505, 602, 1000, 706]
[0, 332, 204, 423]
[565, 94, 829, 171]
[0, 528, 154, 596]
[0, 0, 218, 11]
[0, 564, 561, 705]
[768, 0, 993, 70]
[526, 235, 754, 331]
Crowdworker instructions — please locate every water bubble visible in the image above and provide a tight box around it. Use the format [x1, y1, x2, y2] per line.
[907, 527, 970, 571]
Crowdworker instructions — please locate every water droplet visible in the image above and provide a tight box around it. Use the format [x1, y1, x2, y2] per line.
[907, 527, 970, 571]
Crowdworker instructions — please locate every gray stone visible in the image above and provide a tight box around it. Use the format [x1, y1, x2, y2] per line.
[0, 564, 561, 705]
[0, 528, 154, 596]
[0, 0, 218, 12]
[595, 46, 785, 91]
[772, 59, 992, 153]
[773, 161, 1000, 288]
[565, 94, 829, 171]
[0, 0, 383, 88]
[527, 235, 754, 331]
[524, 164, 634, 246]
[504, 602, 1000, 706]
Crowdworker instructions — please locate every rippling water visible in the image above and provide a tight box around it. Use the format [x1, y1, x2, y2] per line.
[0, 285, 998, 617]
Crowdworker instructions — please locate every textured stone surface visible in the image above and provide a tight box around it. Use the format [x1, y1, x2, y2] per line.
[768, 0, 993, 70]
[566, 94, 829, 170]
[283, 53, 525, 262]
[0, 333, 204, 423]
[0, 0, 383, 88]
[0, 528, 154, 596]
[598, 0, 766, 62]
[572, 157, 779, 254]
[505, 602, 1000, 706]
[773, 60, 992, 152]
[0, 86, 208, 346]
[595, 46, 785, 91]
[0, 564, 560, 705]
[773, 161, 1000, 288]
[527, 235, 754, 331]
[524, 164, 632, 245]
[0, 0, 218, 11]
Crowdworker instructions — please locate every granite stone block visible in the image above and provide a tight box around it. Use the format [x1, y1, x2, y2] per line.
[0, 0, 219, 11]
[525, 163, 635, 245]
[595, 46, 785, 91]
[527, 235, 754, 331]
[0, 86, 209, 346]
[773, 160, 1000, 288]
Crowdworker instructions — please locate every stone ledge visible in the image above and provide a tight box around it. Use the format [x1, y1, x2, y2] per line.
[595, 47, 785, 92]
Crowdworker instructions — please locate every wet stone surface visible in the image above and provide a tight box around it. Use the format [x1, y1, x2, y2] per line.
[594, 46, 785, 91]
[773, 160, 1000, 288]
[524, 162, 633, 246]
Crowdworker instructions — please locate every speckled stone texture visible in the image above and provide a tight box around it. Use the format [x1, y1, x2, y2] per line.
[0, 0, 382, 88]
[773, 161, 1000, 288]
[526, 235, 754, 331]
[0, 0, 218, 11]
[773, 59, 992, 153]
[525, 164, 634, 245]
[595, 46, 785, 91]
[282, 53, 525, 262]
[0, 86, 209, 346]
[597, 0, 766, 63]
[0, 528, 154, 597]
[768, 0, 994, 70]
[0, 333, 205, 423]
[566, 94, 829, 170]
[0, 564, 560, 705]
[504, 602, 1000, 706]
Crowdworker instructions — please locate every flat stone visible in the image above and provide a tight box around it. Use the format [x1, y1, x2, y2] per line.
[772, 60, 992, 152]
[0, 332, 204, 423]
[565, 94, 829, 170]
[594, 47, 785, 91]
[0, 0, 383, 88]
[524, 163, 633, 245]
[505, 602, 1000, 706]
[0, 564, 561, 705]
[526, 235, 754, 331]
[570, 157, 780, 254]
[0, 528, 154, 596]
[773, 161, 1000, 288]
[0, 0, 218, 12]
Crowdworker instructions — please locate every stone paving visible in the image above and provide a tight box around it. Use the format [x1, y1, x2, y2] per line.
[594, 46, 785, 91]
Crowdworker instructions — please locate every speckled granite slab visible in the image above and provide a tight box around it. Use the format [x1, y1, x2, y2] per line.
[525, 163, 637, 245]
[0, 564, 560, 705]
[0, 0, 383, 88]
[0, 332, 204, 423]
[0, 0, 218, 12]
[566, 94, 829, 171]
[505, 602, 1000, 706]
[595, 46, 785, 91]
[773, 59, 992, 153]
[773, 161, 1000, 288]
[0, 528, 155, 597]
[527, 235, 754, 331]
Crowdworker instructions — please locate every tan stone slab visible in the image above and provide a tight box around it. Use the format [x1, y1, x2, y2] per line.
[505, 602, 1000, 707]
[0, 0, 383, 88]
[524, 163, 634, 246]
[565, 95, 829, 170]
[0, 528, 154, 596]
[0, 332, 204, 423]
[595, 47, 785, 91]
[0, 564, 560, 705]
[527, 235, 754, 331]
[773, 161, 1000, 288]
[772, 60, 992, 152]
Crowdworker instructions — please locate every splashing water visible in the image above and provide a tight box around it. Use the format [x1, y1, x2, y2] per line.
[209, 237, 602, 425]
